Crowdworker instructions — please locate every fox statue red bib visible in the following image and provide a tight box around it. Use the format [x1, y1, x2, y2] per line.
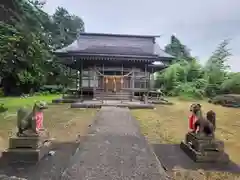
[188, 114, 197, 131]
[35, 111, 43, 131]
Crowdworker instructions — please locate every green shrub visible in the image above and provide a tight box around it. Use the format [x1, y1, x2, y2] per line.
[38, 85, 64, 95]
[205, 84, 221, 97]
[34, 92, 42, 96]
[169, 82, 204, 99]
[0, 88, 4, 97]
[0, 103, 7, 113]
[41, 91, 51, 95]
[220, 73, 240, 94]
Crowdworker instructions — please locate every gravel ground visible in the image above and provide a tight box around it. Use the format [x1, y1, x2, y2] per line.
[61, 106, 169, 180]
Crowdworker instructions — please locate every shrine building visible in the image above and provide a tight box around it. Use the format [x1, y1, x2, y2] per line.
[54, 32, 174, 100]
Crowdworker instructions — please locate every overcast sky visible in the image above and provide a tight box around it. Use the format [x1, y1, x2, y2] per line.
[43, 0, 240, 72]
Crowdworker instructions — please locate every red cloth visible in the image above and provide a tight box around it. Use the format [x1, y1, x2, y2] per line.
[188, 114, 197, 131]
[35, 112, 43, 131]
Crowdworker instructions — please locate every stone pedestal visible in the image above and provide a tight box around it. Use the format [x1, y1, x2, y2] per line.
[180, 132, 229, 163]
[143, 95, 148, 104]
[2, 130, 51, 163]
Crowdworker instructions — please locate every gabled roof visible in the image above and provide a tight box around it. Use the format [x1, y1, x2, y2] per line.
[55, 32, 174, 60]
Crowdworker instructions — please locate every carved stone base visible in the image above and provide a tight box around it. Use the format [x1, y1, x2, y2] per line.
[180, 141, 229, 163]
[2, 141, 52, 163]
[9, 135, 49, 149]
[17, 129, 49, 137]
[185, 132, 224, 152]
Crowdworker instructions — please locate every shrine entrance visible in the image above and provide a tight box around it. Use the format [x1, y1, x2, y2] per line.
[104, 76, 123, 92]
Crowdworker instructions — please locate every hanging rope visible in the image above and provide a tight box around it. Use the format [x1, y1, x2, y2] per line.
[93, 67, 133, 77]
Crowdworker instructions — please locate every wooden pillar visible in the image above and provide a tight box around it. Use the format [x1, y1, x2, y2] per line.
[93, 65, 97, 100]
[88, 69, 90, 87]
[67, 66, 70, 88]
[75, 65, 78, 92]
[121, 64, 124, 103]
[69, 66, 71, 91]
[148, 72, 151, 90]
[102, 64, 105, 90]
[121, 64, 123, 91]
[102, 64, 104, 103]
[131, 67, 135, 101]
[80, 59, 83, 101]
[144, 64, 147, 90]
[144, 64, 148, 103]
[151, 67, 153, 90]
[77, 70, 80, 97]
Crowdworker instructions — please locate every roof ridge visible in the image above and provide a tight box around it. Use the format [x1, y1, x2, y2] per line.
[79, 32, 160, 38]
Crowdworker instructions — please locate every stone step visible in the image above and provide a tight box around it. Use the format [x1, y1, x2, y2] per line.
[2, 141, 52, 163]
[95, 94, 131, 97]
[95, 96, 130, 100]
[94, 92, 131, 95]
[95, 95, 131, 98]
[95, 94, 131, 98]
[94, 91, 132, 100]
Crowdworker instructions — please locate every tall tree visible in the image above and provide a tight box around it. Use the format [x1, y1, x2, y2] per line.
[0, 0, 51, 94]
[205, 39, 231, 72]
[164, 35, 192, 61]
[51, 7, 85, 49]
[0, 0, 85, 95]
[204, 39, 232, 96]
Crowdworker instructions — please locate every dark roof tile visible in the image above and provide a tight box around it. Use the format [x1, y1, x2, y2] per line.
[55, 33, 174, 59]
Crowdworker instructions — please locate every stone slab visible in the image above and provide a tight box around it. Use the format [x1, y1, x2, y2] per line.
[124, 104, 155, 109]
[2, 141, 52, 163]
[52, 98, 81, 104]
[71, 103, 101, 109]
[71, 102, 155, 109]
[151, 100, 174, 105]
[180, 141, 229, 163]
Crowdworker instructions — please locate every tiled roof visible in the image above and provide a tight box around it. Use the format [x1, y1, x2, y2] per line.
[55, 33, 174, 59]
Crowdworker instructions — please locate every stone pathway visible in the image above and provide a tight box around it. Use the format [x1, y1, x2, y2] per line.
[61, 107, 168, 180]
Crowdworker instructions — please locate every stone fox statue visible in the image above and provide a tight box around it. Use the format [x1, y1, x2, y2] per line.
[206, 110, 216, 131]
[190, 104, 216, 136]
[188, 103, 202, 131]
[17, 101, 47, 137]
[193, 108, 216, 136]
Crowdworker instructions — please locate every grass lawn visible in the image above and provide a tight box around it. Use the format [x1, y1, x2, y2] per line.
[0, 95, 97, 153]
[132, 98, 240, 180]
[0, 94, 61, 113]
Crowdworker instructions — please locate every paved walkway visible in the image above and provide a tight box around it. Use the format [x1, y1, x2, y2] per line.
[61, 107, 168, 180]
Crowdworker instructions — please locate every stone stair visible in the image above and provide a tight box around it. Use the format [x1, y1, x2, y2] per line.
[94, 90, 131, 100]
